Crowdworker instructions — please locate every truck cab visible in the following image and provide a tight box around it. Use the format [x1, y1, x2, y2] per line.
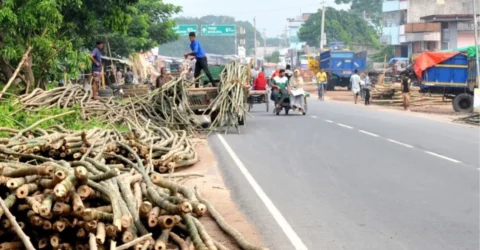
[319, 50, 366, 90]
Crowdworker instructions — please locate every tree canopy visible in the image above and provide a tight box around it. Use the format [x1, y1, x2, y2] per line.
[265, 51, 280, 63]
[298, 7, 380, 48]
[158, 15, 264, 57]
[0, 0, 180, 90]
[335, 0, 382, 26]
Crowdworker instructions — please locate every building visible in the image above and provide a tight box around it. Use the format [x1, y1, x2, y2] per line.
[381, 0, 479, 57]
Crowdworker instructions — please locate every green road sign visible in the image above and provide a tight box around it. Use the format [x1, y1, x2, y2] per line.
[174, 25, 198, 36]
[201, 25, 236, 36]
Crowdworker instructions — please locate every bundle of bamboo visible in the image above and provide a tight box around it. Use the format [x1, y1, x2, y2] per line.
[0, 125, 266, 250]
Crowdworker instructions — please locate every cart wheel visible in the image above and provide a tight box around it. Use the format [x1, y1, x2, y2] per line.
[285, 108, 289, 115]
[265, 93, 269, 112]
[248, 102, 252, 112]
[276, 111, 280, 116]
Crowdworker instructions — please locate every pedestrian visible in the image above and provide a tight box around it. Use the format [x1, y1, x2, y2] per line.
[316, 68, 328, 100]
[402, 75, 411, 111]
[184, 32, 215, 87]
[350, 69, 361, 104]
[125, 68, 134, 85]
[89, 41, 104, 100]
[116, 68, 123, 84]
[364, 71, 372, 105]
[155, 67, 172, 89]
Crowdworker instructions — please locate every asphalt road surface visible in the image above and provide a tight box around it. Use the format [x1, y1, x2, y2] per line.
[209, 98, 480, 250]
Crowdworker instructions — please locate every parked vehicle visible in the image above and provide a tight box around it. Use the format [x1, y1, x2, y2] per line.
[319, 50, 367, 90]
[416, 52, 477, 112]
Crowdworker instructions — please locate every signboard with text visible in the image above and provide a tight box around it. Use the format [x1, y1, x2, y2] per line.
[201, 25, 236, 36]
[174, 25, 198, 36]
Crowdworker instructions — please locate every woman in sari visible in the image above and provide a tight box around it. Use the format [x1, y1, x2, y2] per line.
[290, 69, 305, 113]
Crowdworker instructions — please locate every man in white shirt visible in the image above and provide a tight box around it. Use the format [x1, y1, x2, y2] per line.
[350, 69, 361, 104]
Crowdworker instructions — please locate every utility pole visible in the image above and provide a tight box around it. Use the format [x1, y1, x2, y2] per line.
[263, 29, 267, 61]
[254, 17, 257, 67]
[473, 0, 480, 87]
[320, 0, 326, 51]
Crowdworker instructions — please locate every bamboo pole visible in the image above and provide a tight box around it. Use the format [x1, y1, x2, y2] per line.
[0, 46, 33, 99]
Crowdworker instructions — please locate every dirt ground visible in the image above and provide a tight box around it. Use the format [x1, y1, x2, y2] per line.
[302, 84, 470, 124]
[177, 139, 264, 250]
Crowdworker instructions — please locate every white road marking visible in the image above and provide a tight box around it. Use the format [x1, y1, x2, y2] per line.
[337, 123, 353, 129]
[387, 139, 414, 148]
[325, 120, 334, 123]
[216, 134, 309, 250]
[310, 115, 318, 119]
[424, 151, 461, 163]
[359, 130, 379, 137]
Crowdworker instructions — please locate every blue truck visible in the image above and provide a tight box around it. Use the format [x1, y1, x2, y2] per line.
[319, 49, 367, 90]
[418, 53, 477, 112]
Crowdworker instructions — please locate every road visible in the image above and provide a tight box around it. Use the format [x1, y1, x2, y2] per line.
[209, 98, 480, 250]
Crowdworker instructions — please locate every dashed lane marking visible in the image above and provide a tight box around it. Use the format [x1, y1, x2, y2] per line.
[337, 123, 353, 129]
[424, 151, 461, 163]
[359, 130, 379, 137]
[387, 139, 414, 148]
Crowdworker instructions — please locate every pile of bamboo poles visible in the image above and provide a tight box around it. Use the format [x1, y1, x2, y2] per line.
[0, 125, 266, 250]
[454, 113, 480, 125]
[15, 76, 201, 133]
[204, 62, 249, 134]
[371, 84, 445, 107]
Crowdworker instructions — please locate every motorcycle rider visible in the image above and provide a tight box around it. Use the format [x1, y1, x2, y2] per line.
[270, 69, 291, 109]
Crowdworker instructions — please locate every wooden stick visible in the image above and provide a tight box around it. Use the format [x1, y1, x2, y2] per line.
[0, 46, 32, 99]
[0, 196, 36, 250]
[116, 233, 152, 250]
[89, 233, 98, 250]
[12, 110, 75, 140]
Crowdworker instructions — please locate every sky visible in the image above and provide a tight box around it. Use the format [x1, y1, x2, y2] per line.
[165, 0, 349, 37]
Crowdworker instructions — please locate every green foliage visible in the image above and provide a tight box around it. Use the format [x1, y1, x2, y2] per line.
[88, 0, 181, 58]
[0, 102, 129, 136]
[158, 16, 264, 56]
[370, 45, 394, 62]
[298, 7, 380, 48]
[265, 51, 280, 63]
[335, 0, 382, 27]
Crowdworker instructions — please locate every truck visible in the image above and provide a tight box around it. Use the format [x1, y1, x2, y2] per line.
[416, 52, 477, 112]
[319, 49, 367, 90]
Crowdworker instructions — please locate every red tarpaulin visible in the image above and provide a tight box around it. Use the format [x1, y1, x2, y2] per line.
[414, 52, 460, 79]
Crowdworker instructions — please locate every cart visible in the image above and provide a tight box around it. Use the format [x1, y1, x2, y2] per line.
[273, 92, 309, 115]
[247, 90, 269, 112]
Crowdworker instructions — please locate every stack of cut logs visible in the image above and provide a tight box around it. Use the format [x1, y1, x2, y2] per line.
[371, 84, 445, 107]
[0, 125, 266, 249]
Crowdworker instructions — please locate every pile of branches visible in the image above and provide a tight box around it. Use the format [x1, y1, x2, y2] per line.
[454, 113, 480, 125]
[15, 77, 201, 133]
[0, 125, 266, 250]
[205, 62, 249, 134]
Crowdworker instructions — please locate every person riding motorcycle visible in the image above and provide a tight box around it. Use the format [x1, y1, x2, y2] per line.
[270, 69, 291, 109]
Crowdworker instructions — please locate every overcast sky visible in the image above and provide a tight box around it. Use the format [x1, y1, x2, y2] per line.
[166, 0, 349, 37]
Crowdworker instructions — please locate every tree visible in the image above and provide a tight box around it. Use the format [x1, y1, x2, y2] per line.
[335, 0, 382, 27]
[370, 45, 394, 62]
[158, 15, 264, 56]
[0, 0, 180, 91]
[298, 7, 379, 48]
[265, 51, 280, 63]
[87, 0, 181, 58]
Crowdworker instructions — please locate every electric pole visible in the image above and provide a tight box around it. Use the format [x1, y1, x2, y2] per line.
[473, 0, 480, 87]
[263, 29, 267, 61]
[254, 17, 257, 67]
[320, 0, 326, 51]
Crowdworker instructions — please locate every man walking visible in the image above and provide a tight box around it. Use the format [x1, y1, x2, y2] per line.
[89, 41, 104, 99]
[350, 69, 361, 104]
[402, 75, 411, 111]
[364, 71, 372, 105]
[184, 32, 215, 87]
[316, 68, 328, 100]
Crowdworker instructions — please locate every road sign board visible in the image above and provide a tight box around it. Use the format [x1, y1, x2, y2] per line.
[201, 25, 236, 36]
[174, 25, 198, 36]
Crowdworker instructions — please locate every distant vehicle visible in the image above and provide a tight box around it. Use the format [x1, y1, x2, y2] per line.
[416, 52, 477, 112]
[319, 50, 367, 90]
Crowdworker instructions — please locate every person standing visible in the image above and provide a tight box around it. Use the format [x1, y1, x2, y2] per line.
[184, 32, 215, 87]
[316, 69, 328, 100]
[350, 69, 361, 104]
[125, 68, 134, 85]
[364, 72, 372, 105]
[116, 69, 123, 85]
[89, 41, 104, 99]
[402, 75, 411, 111]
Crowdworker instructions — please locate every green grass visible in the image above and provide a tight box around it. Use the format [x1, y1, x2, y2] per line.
[0, 101, 129, 137]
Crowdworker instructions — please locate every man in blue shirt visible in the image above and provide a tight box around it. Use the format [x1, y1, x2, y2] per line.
[184, 32, 215, 87]
[89, 41, 104, 99]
